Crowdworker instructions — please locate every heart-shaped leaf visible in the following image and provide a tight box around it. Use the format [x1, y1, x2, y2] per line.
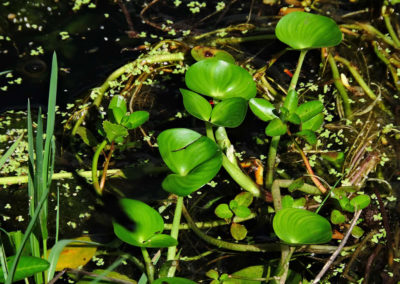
[108, 95, 127, 124]
[295, 130, 317, 145]
[215, 203, 233, 219]
[103, 121, 128, 143]
[121, 111, 149, 129]
[275, 11, 342, 50]
[181, 88, 212, 121]
[283, 89, 298, 113]
[210, 98, 248, 127]
[350, 195, 371, 210]
[301, 113, 324, 131]
[265, 118, 287, 136]
[113, 199, 177, 248]
[273, 208, 332, 244]
[0, 256, 49, 283]
[337, 196, 355, 213]
[295, 101, 324, 123]
[330, 209, 346, 224]
[230, 223, 248, 241]
[185, 59, 257, 100]
[191, 46, 236, 63]
[154, 277, 196, 284]
[158, 129, 222, 196]
[249, 98, 277, 121]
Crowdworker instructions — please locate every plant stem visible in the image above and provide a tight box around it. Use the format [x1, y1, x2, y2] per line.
[167, 195, 184, 277]
[266, 136, 280, 189]
[141, 247, 154, 283]
[289, 49, 308, 91]
[327, 53, 353, 119]
[100, 141, 115, 190]
[205, 123, 261, 198]
[92, 139, 108, 196]
[382, 5, 400, 48]
[372, 41, 400, 91]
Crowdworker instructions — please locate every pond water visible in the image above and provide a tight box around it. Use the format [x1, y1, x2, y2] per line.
[1, 0, 400, 283]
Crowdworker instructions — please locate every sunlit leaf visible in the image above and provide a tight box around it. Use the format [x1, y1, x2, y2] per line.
[295, 101, 323, 122]
[283, 89, 298, 113]
[191, 46, 235, 63]
[295, 130, 317, 145]
[108, 95, 127, 124]
[210, 98, 248, 128]
[281, 195, 294, 209]
[222, 265, 264, 284]
[234, 192, 253, 208]
[121, 111, 149, 129]
[230, 223, 247, 241]
[103, 121, 128, 143]
[330, 209, 346, 224]
[249, 98, 277, 122]
[265, 118, 287, 136]
[215, 204, 233, 219]
[0, 256, 49, 283]
[350, 195, 371, 210]
[351, 225, 364, 238]
[180, 88, 212, 121]
[301, 113, 324, 131]
[231, 206, 251, 218]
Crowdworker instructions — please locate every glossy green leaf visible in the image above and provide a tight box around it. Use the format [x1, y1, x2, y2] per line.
[215, 203, 233, 219]
[206, 269, 219, 280]
[181, 88, 212, 121]
[121, 111, 149, 129]
[185, 59, 257, 100]
[158, 129, 222, 196]
[287, 113, 301, 125]
[301, 113, 324, 131]
[108, 95, 127, 124]
[230, 223, 247, 241]
[229, 200, 239, 210]
[273, 208, 332, 244]
[330, 209, 346, 224]
[281, 195, 294, 209]
[113, 199, 177, 248]
[191, 46, 235, 63]
[232, 206, 251, 218]
[350, 195, 371, 210]
[0, 256, 49, 283]
[211, 98, 248, 127]
[275, 11, 342, 50]
[283, 89, 298, 113]
[223, 265, 264, 284]
[103, 121, 128, 143]
[249, 98, 277, 121]
[337, 196, 355, 213]
[295, 101, 324, 122]
[154, 277, 196, 284]
[351, 225, 364, 238]
[295, 130, 317, 145]
[234, 192, 253, 207]
[265, 118, 287, 136]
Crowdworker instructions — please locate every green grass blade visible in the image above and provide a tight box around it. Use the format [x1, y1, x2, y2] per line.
[0, 133, 23, 169]
[0, 237, 8, 280]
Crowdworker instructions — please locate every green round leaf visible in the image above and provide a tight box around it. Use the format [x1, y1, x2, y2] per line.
[350, 195, 371, 210]
[234, 192, 253, 207]
[330, 209, 346, 224]
[181, 88, 212, 121]
[0, 256, 50, 283]
[232, 205, 251, 218]
[337, 196, 355, 213]
[191, 46, 235, 63]
[108, 95, 127, 124]
[275, 11, 342, 50]
[215, 203, 234, 219]
[295, 100, 324, 122]
[210, 98, 248, 127]
[154, 277, 197, 284]
[265, 118, 287, 136]
[301, 113, 324, 131]
[230, 223, 248, 241]
[249, 98, 277, 122]
[158, 129, 222, 196]
[273, 208, 332, 244]
[121, 111, 149, 129]
[185, 59, 257, 100]
[351, 225, 364, 238]
[112, 199, 177, 248]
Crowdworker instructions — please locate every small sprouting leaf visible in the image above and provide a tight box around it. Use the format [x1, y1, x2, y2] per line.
[295, 130, 317, 145]
[0, 256, 49, 283]
[273, 208, 332, 244]
[231, 206, 251, 218]
[350, 195, 371, 210]
[301, 112, 324, 131]
[281, 195, 294, 209]
[295, 101, 323, 122]
[265, 118, 287, 136]
[230, 223, 248, 241]
[108, 95, 127, 124]
[181, 88, 212, 121]
[275, 11, 342, 50]
[103, 121, 128, 143]
[249, 98, 277, 121]
[234, 192, 253, 207]
[153, 277, 197, 284]
[330, 209, 346, 224]
[351, 225, 364, 238]
[121, 111, 149, 129]
[283, 89, 298, 113]
[210, 98, 248, 128]
[191, 46, 235, 63]
[337, 196, 355, 213]
[113, 199, 177, 248]
[215, 204, 233, 219]
[206, 269, 219, 280]
[185, 59, 257, 100]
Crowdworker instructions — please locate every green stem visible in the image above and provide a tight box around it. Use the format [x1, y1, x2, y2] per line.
[289, 49, 308, 91]
[92, 140, 108, 196]
[266, 136, 280, 189]
[205, 123, 261, 198]
[214, 34, 276, 45]
[372, 41, 400, 91]
[327, 53, 353, 119]
[167, 196, 184, 277]
[382, 6, 400, 48]
[141, 247, 154, 283]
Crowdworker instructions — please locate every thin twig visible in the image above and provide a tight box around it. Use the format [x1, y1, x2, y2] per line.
[312, 210, 362, 283]
[116, 0, 138, 38]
